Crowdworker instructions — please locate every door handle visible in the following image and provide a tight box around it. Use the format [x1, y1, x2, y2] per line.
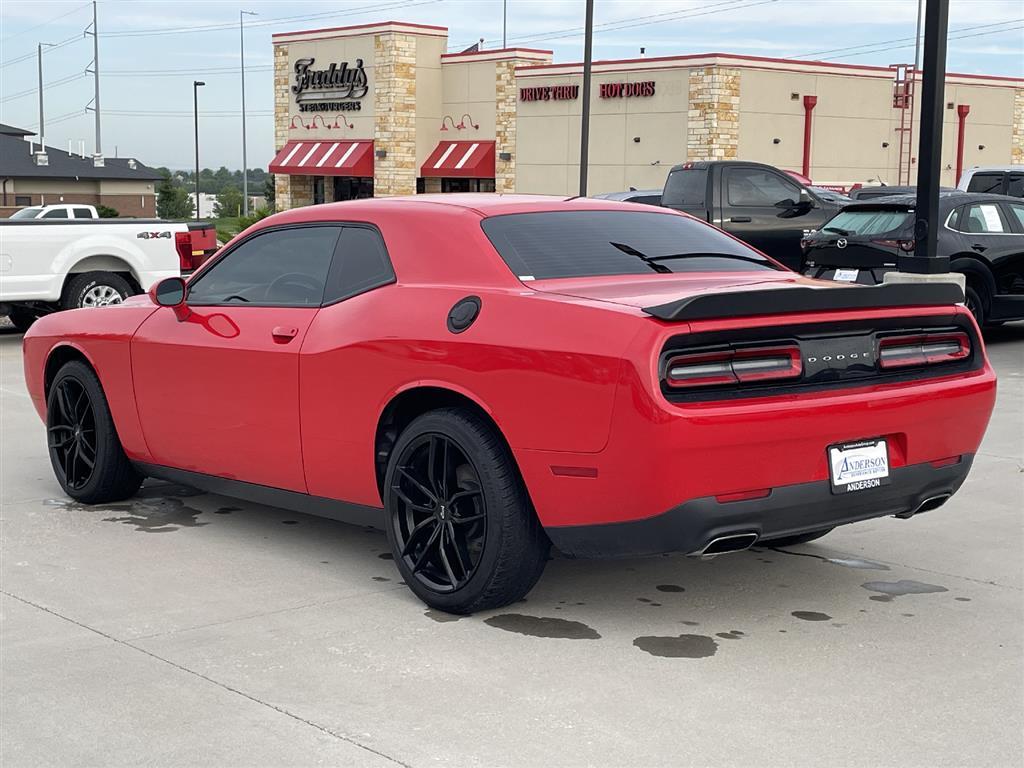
[271, 326, 299, 342]
[971, 244, 987, 253]
[730, 216, 752, 223]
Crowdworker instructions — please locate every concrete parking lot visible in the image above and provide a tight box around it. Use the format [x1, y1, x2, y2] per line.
[1, 321, 1021, 768]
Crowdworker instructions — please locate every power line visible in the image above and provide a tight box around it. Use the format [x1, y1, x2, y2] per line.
[0, 1, 91, 43]
[0, 72, 88, 104]
[793, 18, 1023, 59]
[0, 31, 85, 69]
[823, 22, 1024, 62]
[101, 0, 439, 38]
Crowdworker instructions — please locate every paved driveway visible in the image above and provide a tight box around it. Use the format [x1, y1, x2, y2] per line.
[1, 322, 1021, 767]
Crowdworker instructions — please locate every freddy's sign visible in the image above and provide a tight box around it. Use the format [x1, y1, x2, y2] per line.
[293, 58, 369, 111]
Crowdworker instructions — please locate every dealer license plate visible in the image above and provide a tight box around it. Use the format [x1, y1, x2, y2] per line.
[833, 268, 859, 282]
[828, 439, 890, 494]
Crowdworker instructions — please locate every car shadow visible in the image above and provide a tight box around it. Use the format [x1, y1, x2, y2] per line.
[982, 320, 1024, 346]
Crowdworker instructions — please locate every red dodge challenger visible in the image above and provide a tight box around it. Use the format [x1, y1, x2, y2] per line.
[23, 195, 996, 613]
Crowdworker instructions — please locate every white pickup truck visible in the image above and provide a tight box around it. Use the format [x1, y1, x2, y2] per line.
[9, 204, 99, 220]
[0, 218, 217, 331]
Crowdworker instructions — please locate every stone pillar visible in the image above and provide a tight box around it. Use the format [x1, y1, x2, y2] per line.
[1012, 88, 1024, 166]
[495, 60, 519, 193]
[273, 43, 299, 211]
[373, 33, 418, 197]
[687, 66, 740, 161]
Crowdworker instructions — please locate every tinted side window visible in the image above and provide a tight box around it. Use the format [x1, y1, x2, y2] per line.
[323, 226, 396, 304]
[42, 209, 68, 219]
[73, 208, 93, 219]
[959, 203, 1006, 234]
[662, 169, 706, 207]
[1007, 174, 1024, 199]
[726, 168, 800, 207]
[966, 173, 1003, 194]
[187, 226, 341, 306]
[1006, 203, 1024, 231]
[481, 210, 778, 280]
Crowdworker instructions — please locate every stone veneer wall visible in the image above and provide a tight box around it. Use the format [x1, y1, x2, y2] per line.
[495, 60, 519, 193]
[272, 43, 312, 210]
[373, 33, 418, 197]
[687, 66, 740, 161]
[1013, 89, 1024, 165]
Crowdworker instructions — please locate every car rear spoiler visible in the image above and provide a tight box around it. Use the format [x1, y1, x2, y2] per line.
[642, 283, 965, 322]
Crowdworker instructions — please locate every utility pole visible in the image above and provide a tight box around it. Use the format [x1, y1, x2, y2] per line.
[89, 0, 101, 155]
[194, 81, 205, 221]
[578, 0, 594, 197]
[37, 43, 54, 149]
[503, 0, 507, 48]
[240, 10, 257, 216]
[907, 0, 950, 274]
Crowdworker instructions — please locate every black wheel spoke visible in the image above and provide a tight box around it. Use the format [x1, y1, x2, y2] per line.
[426, 436, 439, 496]
[447, 488, 481, 506]
[411, 525, 442, 573]
[401, 517, 438, 557]
[397, 466, 437, 503]
[77, 445, 95, 469]
[451, 511, 485, 525]
[445, 521, 469, 579]
[390, 484, 433, 514]
[437, 525, 460, 586]
[55, 383, 74, 422]
[440, 438, 451, 499]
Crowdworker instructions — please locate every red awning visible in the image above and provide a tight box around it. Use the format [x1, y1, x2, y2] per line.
[420, 141, 495, 178]
[269, 140, 373, 177]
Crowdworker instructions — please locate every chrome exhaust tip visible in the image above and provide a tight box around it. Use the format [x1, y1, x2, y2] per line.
[697, 532, 759, 557]
[895, 493, 952, 519]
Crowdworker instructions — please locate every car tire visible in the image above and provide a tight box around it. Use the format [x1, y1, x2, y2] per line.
[964, 284, 988, 328]
[62, 271, 134, 311]
[47, 360, 143, 504]
[7, 308, 38, 333]
[383, 407, 550, 614]
[760, 528, 833, 547]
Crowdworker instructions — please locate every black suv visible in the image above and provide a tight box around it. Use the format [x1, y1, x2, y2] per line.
[802, 192, 1024, 326]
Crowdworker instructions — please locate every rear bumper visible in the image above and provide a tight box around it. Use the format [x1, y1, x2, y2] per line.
[546, 455, 973, 558]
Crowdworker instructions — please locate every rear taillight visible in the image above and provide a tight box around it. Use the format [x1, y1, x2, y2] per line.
[174, 231, 194, 271]
[666, 345, 802, 389]
[871, 238, 916, 252]
[878, 332, 970, 369]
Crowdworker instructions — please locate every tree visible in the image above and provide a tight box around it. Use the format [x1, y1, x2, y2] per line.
[156, 174, 195, 219]
[263, 174, 275, 211]
[213, 184, 244, 218]
[95, 204, 120, 218]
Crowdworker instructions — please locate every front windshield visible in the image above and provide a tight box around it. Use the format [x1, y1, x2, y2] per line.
[10, 207, 42, 219]
[481, 210, 780, 280]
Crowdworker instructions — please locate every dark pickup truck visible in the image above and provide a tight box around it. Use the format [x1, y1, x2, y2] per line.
[660, 161, 843, 270]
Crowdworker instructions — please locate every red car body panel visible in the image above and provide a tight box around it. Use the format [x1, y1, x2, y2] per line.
[22, 195, 997, 549]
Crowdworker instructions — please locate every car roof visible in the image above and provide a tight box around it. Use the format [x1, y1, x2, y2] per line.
[592, 189, 662, 200]
[842, 191, 1015, 209]
[961, 165, 1024, 174]
[263, 193, 684, 224]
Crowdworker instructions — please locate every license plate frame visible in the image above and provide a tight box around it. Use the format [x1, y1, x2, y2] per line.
[833, 268, 860, 282]
[828, 438, 890, 494]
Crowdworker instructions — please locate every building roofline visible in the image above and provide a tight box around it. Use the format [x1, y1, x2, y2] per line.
[440, 47, 553, 62]
[272, 20, 448, 42]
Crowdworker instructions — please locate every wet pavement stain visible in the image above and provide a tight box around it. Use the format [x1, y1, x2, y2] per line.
[655, 584, 685, 593]
[771, 547, 889, 570]
[378, 552, 394, 560]
[99, 496, 207, 533]
[425, 610, 462, 623]
[861, 580, 948, 600]
[715, 631, 744, 640]
[680, 620, 700, 626]
[281, 520, 299, 525]
[633, 634, 718, 658]
[792, 611, 832, 622]
[484, 614, 601, 640]
[955, 597, 972, 602]
[214, 506, 241, 515]
[636, 597, 653, 603]
[372, 576, 390, 582]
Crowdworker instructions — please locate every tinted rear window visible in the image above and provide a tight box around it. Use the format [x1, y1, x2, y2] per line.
[823, 209, 912, 236]
[967, 173, 1003, 194]
[481, 210, 779, 280]
[661, 169, 706, 207]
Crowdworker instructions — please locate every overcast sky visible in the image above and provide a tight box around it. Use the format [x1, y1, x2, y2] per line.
[1, 0, 1021, 171]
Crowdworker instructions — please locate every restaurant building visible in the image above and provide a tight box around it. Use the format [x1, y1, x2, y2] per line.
[270, 20, 1024, 207]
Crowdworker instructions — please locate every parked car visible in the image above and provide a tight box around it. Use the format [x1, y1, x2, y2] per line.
[23, 195, 996, 613]
[957, 166, 1024, 199]
[801, 192, 1024, 325]
[9, 204, 99, 220]
[660, 161, 843, 270]
[0, 217, 217, 331]
[593, 188, 663, 206]
[808, 186, 853, 205]
[849, 185, 954, 201]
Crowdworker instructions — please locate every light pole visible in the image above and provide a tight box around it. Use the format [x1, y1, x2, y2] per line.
[194, 80, 205, 221]
[37, 42, 55, 149]
[503, 0, 507, 48]
[240, 10, 257, 216]
[578, 0, 594, 196]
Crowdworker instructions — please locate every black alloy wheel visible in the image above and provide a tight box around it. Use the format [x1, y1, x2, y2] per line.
[383, 408, 549, 614]
[46, 360, 143, 503]
[391, 433, 487, 593]
[964, 285, 986, 327]
[48, 375, 97, 491]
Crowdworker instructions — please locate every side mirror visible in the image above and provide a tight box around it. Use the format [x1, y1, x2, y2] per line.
[150, 276, 186, 307]
[775, 197, 798, 209]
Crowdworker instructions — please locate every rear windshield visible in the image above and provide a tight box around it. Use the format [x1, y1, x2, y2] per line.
[822, 209, 912, 236]
[966, 173, 1003, 194]
[481, 210, 779, 280]
[661, 169, 706, 207]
